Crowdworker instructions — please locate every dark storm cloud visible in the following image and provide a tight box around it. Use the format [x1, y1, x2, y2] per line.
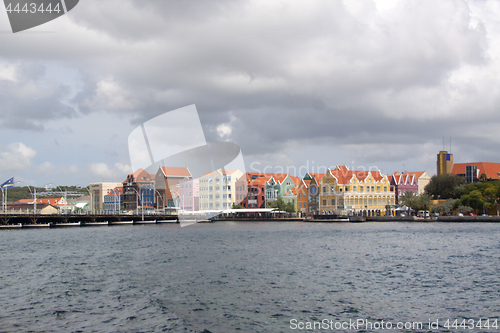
[0, 62, 77, 130]
[1, 0, 498, 179]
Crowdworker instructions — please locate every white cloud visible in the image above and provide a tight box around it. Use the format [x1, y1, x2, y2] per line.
[0, 143, 36, 171]
[2, 0, 500, 185]
[216, 124, 232, 138]
[35, 161, 56, 176]
[90, 162, 131, 181]
[81, 77, 136, 111]
[0, 61, 16, 82]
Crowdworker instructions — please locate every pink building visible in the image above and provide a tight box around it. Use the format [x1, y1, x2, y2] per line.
[178, 178, 199, 211]
[390, 172, 419, 206]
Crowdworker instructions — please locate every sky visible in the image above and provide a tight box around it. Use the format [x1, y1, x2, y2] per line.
[1, 0, 500, 187]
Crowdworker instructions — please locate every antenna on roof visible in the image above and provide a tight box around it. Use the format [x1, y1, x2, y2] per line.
[443, 137, 445, 151]
[450, 137, 451, 153]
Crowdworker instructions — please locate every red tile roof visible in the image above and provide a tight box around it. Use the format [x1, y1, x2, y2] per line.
[308, 173, 325, 180]
[104, 186, 124, 196]
[452, 162, 500, 179]
[326, 169, 386, 184]
[18, 198, 66, 206]
[160, 166, 192, 178]
[391, 172, 425, 185]
[289, 176, 301, 185]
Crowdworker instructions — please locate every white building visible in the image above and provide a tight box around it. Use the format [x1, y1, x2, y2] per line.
[198, 169, 243, 210]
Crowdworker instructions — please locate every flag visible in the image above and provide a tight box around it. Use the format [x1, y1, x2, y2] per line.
[1, 178, 14, 189]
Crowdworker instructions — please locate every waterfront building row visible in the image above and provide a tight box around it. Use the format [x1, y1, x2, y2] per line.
[13, 165, 429, 216]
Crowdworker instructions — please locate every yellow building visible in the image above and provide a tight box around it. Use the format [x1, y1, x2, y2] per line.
[319, 166, 395, 216]
[437, 151, 453, 175]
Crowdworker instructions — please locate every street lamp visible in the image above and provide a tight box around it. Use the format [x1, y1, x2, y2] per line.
[108, 188, 121, 215]
[127, 186, 140, 216]
[45, 183, 68, 214]
[15, 181, 36, 214]
[79, 185, 92, 214]
[154, 189, 164, 214]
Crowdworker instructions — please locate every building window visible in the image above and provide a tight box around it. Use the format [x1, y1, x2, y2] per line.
[322, 199, 326, 206]
[323, 187, 326, 193]
[326, 178, 330, 184]
[311, 187, 316, 194]
[331, 198, 336, 206]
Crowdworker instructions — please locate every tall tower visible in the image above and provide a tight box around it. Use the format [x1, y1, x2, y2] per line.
[437, 151, 453, 175]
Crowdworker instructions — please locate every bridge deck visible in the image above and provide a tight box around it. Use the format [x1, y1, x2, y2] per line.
[0, 214, 178, 225]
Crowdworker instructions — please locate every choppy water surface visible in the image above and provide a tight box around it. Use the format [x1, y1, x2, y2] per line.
[1, 222, 500, 332]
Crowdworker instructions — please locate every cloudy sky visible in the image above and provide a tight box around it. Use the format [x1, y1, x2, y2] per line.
[1, 0, 499, 187]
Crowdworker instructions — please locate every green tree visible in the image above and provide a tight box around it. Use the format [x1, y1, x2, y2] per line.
[266, 197, 286, 211]
[284, 201, 296, 213]
[431, 199, 456, 215]
[414, 193, 431, 211]
[457, 205, 473, 214]
[400, 192, 431, 211]
[459, 190, 485, 212]
[425, 174, 466, 199]
[232, 203, 243, 209]
[399, 191, 418, 209]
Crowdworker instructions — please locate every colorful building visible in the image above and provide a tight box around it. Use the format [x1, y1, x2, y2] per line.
[103, 186, 123, 214]
[318, 166, 395, 216]
[89, 182, 123, 213]
[297, 179, 311, 216]
[437, 151, 453, 175]
[282, 187, 297, 212]
[123, 169, 155, 212]
[178, 178, 199, 211]
[451, 162, 500, 183]
[154, 166, 192, 209]
[199, 169, 243, 210]
[265, 174, 301, 206]
[390, 171, 431, 205]
[235, 173, 267, 208]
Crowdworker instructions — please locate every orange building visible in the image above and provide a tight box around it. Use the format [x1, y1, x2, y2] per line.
[451, 162, 500, 183]
[297, 179, 311, 216]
